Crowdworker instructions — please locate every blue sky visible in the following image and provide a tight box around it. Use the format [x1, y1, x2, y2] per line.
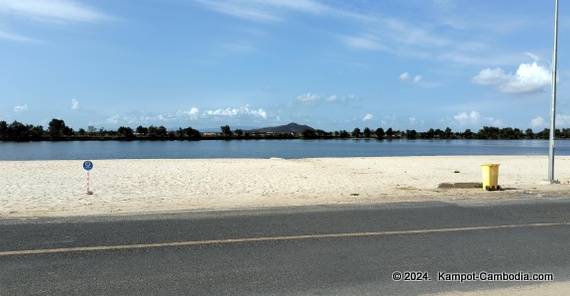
[1, 0, 569, 132]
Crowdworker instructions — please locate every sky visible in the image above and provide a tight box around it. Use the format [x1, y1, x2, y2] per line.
[1, 0, 570, 132]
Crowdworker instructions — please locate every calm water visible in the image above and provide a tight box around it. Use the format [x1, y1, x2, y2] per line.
[1, 139, 568, 160]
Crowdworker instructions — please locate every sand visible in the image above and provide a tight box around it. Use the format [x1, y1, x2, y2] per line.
[2, 155, 570, 294]
[2, 155, 570, 217]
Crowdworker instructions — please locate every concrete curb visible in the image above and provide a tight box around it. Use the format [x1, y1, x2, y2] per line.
[437, 182, 482, 189]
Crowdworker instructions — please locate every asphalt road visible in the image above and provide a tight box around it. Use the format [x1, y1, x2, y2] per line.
[1, 197, 569, 295]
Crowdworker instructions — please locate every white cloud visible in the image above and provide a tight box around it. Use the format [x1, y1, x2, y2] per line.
[177, 107, 200, 119]
[189, 107, 199, 116]
[220, 42, 256, 54]
[193, 0, 367, 23]
[0, 29, 39, 42]
[106, 115, 120, 125]
[14, 104, 28, 112]
[471, 68, 509, 85]
[0, 0, 110, 23]
[413, 75, 422, 84]
[400, 72, 422, 84]
[71, 99, 79, 110]
[297, 93, 321, 104]
[453, 111, 503, 127]
[525, 52, 540, 63]
[98, 105, 272, 127]
[340, 35, 386, 50]
[325, 95, 337, 102]
[490, 119, 504, 127]
[531, 116, 546, 129]
[454, 111, 480, 125]
[322, 94, 355, 103]
[0, 0, 112, 42]
[362, 113, 373, 121]
[472, 62, 551, 94]
[408, 117, 418, 126]
[380, 115, 397, 127]
[384, 17, 449, 48]
[204, 105, 268, 119]
[192, 0, 279, 22]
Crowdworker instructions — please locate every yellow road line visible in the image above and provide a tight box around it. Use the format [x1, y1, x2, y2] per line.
[1, 222, 569, 257]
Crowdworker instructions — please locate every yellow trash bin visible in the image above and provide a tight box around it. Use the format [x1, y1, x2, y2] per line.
[481, 164, 500, 191]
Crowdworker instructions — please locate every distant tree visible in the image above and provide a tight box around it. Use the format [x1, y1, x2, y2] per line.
[315, 129, 330, 137]
[2, 121, 42, 141]
[478, 126, 500, 139]
[183, 127, 201, 139]
[501, 127, 515, 139]
[8, 121, 28, 141]
[339, 130, 350, 138]
[352, 127, 361, 138]
[157, 126, 167, 137]
[433, 128, 444, 139]
[426, 128, 435, 139]
[463, 129, 473, 139]
[87, 125, 97, 134]
[48, 119, 62, 139]
[525, 128, 534, 139]
[220, 125, 232, 136]
[117, 126, 134, 139]
[0, 121, 7, 140]
[145, 125, 167, 138]
[78, 128, 86, 136]
[147, 125, 167, 138]
[374, 128, 385, 139]
[302, 129, 317, 138]
[234, 129, 244, 137]
[136, 125, 148, 135]
[29, 125, 44, 140]
[147, 125, 157, 137]
[513, 128, 524, 139]
[406, 129, 417, 139]
[444, 127, 453, 139]
[562, 128, 570, 139]
[48, 118, 71, 140]
[536, 128, 562, 140]
[386, 128, 394, 139]
[537, 128, 550, 139]
[363, 127, 371, 138]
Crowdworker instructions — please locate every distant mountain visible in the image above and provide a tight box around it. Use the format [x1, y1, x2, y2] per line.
[248, 122, 315, 133]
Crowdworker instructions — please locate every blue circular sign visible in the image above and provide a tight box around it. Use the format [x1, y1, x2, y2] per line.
[83, 161, 93, 171]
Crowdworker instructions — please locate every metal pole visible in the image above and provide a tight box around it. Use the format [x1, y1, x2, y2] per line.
[548, 0, 559, 183]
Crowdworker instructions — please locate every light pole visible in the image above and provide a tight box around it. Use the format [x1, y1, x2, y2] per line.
[548, 0, 559, 183]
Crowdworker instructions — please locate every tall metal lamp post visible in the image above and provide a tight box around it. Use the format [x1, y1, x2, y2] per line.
[548, 0, 559, 183]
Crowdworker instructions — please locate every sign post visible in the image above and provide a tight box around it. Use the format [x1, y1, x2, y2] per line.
[83, 161, 93, 195]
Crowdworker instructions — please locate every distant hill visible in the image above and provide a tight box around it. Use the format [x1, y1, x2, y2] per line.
[248, 122, 315, 133]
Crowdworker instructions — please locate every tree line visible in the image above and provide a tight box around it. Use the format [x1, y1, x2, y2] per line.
[313, 126, 570, 140]
[1, 118, 570, 142]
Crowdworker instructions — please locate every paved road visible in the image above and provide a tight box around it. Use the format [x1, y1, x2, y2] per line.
[1, 197, 570, 295]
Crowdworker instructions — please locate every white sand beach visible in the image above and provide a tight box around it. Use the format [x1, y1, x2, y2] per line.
[2, 155, 570, 217]
[2, 155, 570, 294]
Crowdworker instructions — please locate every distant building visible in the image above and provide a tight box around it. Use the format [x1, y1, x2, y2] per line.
[201, 132, 219, 137]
